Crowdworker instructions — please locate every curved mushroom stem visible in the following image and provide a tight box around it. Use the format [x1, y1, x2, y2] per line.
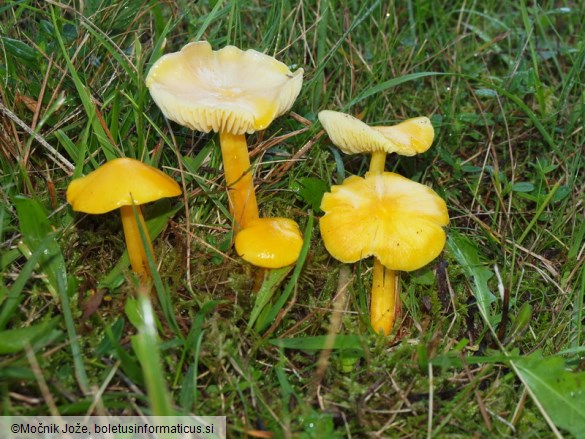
[371, 259, 400, 335]
[369, 150, 401, 335]
[120, 205, 154, 280]
[219, 132, 260, 229]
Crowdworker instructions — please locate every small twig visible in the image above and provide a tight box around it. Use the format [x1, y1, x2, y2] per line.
[249, 126, 310, 159]
[427, 363, 434, 439]
[262, 283, 299, 341]
[312, 266, 352, 395]
[462, 356, 493, 432]
[174, 221, 240, 264]
[25, 344, 60, 417]
[494, 265, 510, 343]
[165, 119, 194, 292]
[31, 56, 53, 132]
[265, 130, 323, 181]
[0, 101, 74, 174]
[511, 386, 528, 428]
[85, 360, 120, 416]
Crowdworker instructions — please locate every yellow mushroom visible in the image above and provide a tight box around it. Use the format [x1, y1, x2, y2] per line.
[146, 41, 304, 268]
[234, 218, 303, 269]
[320, 172, 448, 335]
[67, 158, 181, 281]
[318, 110, 439, 335]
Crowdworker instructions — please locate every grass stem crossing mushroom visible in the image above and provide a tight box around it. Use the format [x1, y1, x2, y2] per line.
[67, 158, 181, 282]
[319, 173, 448, 335]
[318, 110, 440, 335]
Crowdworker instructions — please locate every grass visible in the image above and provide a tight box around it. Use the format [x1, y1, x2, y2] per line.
[1, 0, 584, 437]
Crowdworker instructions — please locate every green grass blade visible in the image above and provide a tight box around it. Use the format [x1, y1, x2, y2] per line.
[193, 0, 226, 43]
[343, 72, 445, 110]
[50, 7, 119, 161]
[0, 317, 59, 354]
[131, 295, 174, 416]
[447, 232, 497, 328]
[13, 196, 67, 297]
[269, 334, 365, 353]
[0, 234, 56, 330]
[256, 212, 314, 333]
[515, 351, 585, 437]
[133, 202, 181, 336]
[13, 195, 89, 393]
[176, 300, 222, 410]
[247, 266, 292, 331]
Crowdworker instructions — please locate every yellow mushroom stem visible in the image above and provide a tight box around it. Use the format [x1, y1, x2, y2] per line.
[369, 150, 387, 174]
[120, 205, 154, 279]
[369, 150, 400, 335]
[219, 132, 260, 229]
[371, 261, 399, 335]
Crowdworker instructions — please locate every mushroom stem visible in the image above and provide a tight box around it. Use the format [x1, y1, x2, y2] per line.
[120, 205, 154, 279]
[219, 132, 260, 229]
[368, 150, 401, 335]
[369, 151, 387, 174]
[371, 259, 400, 335]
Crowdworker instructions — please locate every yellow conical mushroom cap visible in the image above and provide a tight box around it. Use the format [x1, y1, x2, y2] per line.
[318, 110, 434, 157]
[320, 172, 448, 271]
[67, 158, 182, 214]
[146, 41, 304, 135]
[235, 218, 303, 269]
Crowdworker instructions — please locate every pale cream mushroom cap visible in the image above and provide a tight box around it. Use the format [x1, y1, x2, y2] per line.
[318, 110, 434, 157]
[146, 41, 304, 135]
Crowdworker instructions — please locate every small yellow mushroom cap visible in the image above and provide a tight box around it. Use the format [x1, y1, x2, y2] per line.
[318, 110, 434, 157]
[235, 217, 303, 269]
[67, 158, 182, 214]
[146, 41, 304, 135]
[320, 172, 448, 271]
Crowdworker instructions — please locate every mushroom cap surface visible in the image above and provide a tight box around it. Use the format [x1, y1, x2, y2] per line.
[318, 110, 434, 157]
[320, 172, 448, 271]
[146, 41, 304, 135]
[235, 217, 303, 268]
[67, 158, 182, 214]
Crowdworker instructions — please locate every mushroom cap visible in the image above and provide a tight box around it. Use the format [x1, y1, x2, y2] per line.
[320, 172, 448, 271]
[318, 110, 434, 157]
[67, 158, 182, 214]
[146, 41, 304, 135]
[235, 217, 303, 269]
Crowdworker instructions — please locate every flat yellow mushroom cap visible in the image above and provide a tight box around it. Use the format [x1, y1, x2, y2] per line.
[235, 217, 303, 269]
[67, 158, 182, 214]
[146, 41, 304, 135]
[320, 172, 448, 271]
[318, 110, 434, 157]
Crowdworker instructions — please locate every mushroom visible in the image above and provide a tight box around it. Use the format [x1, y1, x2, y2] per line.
[145, 41, 304, 268]
[318, 110, 435, 173]
[320, 172, 448, 335]
[318, 110, 439, 335]
[234, 217, 303, 269]
[67, 158, 182, 281]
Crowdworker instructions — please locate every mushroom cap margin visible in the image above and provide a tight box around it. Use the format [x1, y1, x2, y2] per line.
[318, 110, 434, 157]
[67, 158, 182, 214]
[319, 172, 448, 271]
